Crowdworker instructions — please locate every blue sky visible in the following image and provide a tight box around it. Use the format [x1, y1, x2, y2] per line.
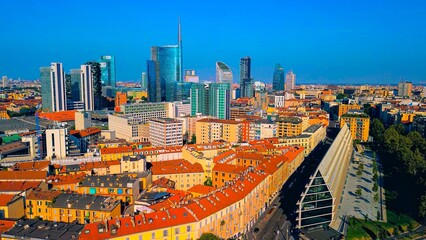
[1, 0, 425, 84]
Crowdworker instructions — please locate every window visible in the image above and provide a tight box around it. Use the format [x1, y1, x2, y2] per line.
[175, 228, 180, 234]
[187, 226, 191, 232]
[163, 230, 168, 237]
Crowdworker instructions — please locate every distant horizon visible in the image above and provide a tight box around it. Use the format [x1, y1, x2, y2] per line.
[1, 1, 426, 84]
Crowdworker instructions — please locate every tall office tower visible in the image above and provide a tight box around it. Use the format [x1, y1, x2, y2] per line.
[216, 61, 233, 84]
[80, 65, 94, 111]
[398, 81, 413, 97]
[272, 64, 285, 91]
[99, 56, 116, 87]
[141, 72, 147, 91]
[147, 20, 183, 102]
[240, 56, 254, 98]
[40, 63, 67, 112]
[185, 70, 199, 83]
[285, 70, 296, 91]
[1, 76, 8, 88]
[190, 82, 230, 119]
[209, 83, 231, 119]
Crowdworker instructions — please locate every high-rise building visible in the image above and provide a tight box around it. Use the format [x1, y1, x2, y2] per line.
[141, 72, 147, 91]
[190, 82, 230, 119]
[184, 70, 199, 83]
[398, 81, 412, 97]
[80, 65, 94, 111]
[149, 118, 183, 147]
[40, 63, 67, 112]
[70, 69, 82, 102]
[285, 70, 296, 91]
[99, 56, 116, 87]
[147, 21, 183, 102]
[240, 57, 253, 98]
[272, 64, 285, 91]
[69, 65, 94, 111]
[216, 61, 233, 84]
[2, 76, 8, 88]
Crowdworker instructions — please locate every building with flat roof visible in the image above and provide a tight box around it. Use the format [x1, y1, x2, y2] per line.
[296, 124, 353, 230]
[2, 219, 84, 239]
[340, 111, 370, 142]
[276, 116, 303, 137]
[149, 118, 183, 147]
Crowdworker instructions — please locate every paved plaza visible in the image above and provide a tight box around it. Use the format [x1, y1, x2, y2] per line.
[338, 150, 384, 222]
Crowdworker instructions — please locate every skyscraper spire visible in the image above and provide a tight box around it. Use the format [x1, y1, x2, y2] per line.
[178, 16, 182, 46]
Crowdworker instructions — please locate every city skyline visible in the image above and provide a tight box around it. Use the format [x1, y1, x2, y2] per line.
[1, 1, 426, 84]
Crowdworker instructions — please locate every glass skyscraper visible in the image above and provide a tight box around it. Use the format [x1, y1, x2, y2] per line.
[190, 82, 230, 119]
[272, 63, 285, 91]
[70, 69, 82, 102]
[99, 56, 116, 87]
[147, 20, 183, 102]
[40, 63, 67, 112]
[240, 56, 253, 98]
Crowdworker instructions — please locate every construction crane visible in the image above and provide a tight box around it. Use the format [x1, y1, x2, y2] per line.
[35, 111, 42, 160]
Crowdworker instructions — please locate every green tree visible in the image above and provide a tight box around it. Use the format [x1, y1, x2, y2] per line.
[419, 194, 426, 218]
[383, 128, 401, 154]
[359, 163, 364, 171]
[376, 210, 381, 221]
[373, 172, 378, 182]
[378, 227, 388, 239]
[393, 226, 400, 236]
[363, 103, 371, 116]
[191, 134, 196, 144]
[355, 188, 362, 198]
[198, 233, 221, 240]
[370, 119, 385, 144]
[204, 178, 212, 187]
[373, 182, 378, 192]
[356, 168, 363, 177]
[374, 193, 379, 202]
[336, 93, 349, 99]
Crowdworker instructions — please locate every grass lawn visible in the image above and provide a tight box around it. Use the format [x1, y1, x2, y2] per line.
[346, 211, 419, 240]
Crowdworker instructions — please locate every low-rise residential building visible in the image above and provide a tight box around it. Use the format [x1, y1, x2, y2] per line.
[2, 219, 84, 239]
[212, 163, 249, 188]
[249, 119, 276, 140]
[151, 160, 205, 190]
[25, 190, 62, 220]
[100, 146, 133, 161]
[120, 154, 146, 173]
[46, 173, 86, 191]
[0, 171, 47, 182]
[51, 193, 121, 224]
[277, 124, 327, 156]
[276, 116, 303, 137]
[195, 118, 242, 144]
[78, 175, 139, 204]
[0, 195, 25, 219]
[69, 127, 101, 153]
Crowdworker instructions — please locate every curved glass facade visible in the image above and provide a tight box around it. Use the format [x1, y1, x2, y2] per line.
[272, 63, 284, 91]
[216, 61, 233, 84]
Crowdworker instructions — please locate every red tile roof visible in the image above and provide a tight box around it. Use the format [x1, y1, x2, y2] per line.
[0, 171, 47, 181]
[100, 146, 133, 155]
[151, 160, 204, 175]
[79, 208, 198, 240]
[0, 181, 43, 192]
[38, 110, 77, 122]
[0, 194, 17, 206]
[26, 189, 62, 201]
[46, 172, 86, 186]
[212, 163, 248, 174]
[0, 220, 15, 236]
[70, 127, 101, 138]
[187, 185, 216, 195]
[12, 161, 50, 171]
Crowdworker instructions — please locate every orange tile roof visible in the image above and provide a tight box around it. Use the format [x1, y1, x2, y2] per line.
[151, 160, 204, 175]
[70, 127, 101, 138]
[100, 146, 133, 155]
[79, 160, 120, 171]
[0, 220, 15, 236]
[12, 161, 50, 171]
[26, 190, 61, 201]
[212, 163, 248, 174]
[46, 172, 86, 186]
[213, 150, 236, 163]
[196, 118, 240, 124]
[79, 208, 198, 240]
[0, 181, 43, 192]
[187, 185, 216, 195]
[38, 110, 77, 122]
[152, 177, 175, 189]
[0, 171, 47, 181]
[134, 146, 183, 156]
[0, 194, 16, 206]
